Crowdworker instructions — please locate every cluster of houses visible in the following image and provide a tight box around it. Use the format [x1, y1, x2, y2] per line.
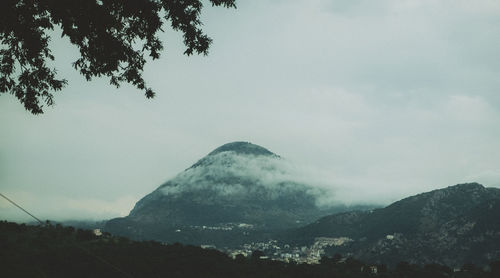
[223, 236, 354, 264]
[190, 222, 255, 231]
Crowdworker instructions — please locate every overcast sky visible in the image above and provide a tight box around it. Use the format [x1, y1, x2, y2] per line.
[2, 0, 500, 222]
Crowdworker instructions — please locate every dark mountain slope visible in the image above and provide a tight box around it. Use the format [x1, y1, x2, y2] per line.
[105, 142, 355, 247]
[289, 183, 500, 267]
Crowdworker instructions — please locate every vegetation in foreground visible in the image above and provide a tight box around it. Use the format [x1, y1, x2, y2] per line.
[1, 221, 499, 278]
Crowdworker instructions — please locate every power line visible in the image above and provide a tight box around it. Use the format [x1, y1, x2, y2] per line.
[0, 192, 134, 278]
[0, 193, 44, 225]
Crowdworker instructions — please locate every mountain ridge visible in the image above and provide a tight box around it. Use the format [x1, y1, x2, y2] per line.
[287, 182, 500, 267]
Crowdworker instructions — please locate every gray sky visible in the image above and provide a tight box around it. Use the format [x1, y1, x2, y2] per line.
[2, 0, 500, 221]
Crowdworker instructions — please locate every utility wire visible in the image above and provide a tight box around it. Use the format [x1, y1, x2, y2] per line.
[0, 193, 44, 225]
[0, 192, 134, 278]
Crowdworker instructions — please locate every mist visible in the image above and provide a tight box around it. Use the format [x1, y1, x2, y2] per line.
[158, 150, 400, 208]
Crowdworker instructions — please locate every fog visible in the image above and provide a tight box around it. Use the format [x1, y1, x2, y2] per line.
[158, 150, 410, 207]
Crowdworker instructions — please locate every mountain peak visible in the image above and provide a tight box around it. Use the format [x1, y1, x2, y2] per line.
[447, 182, 484, 190]
[207, 141, 276, 157]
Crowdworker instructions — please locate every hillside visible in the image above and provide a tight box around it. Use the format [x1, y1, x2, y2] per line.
[105, 142, 361, 247]
[289, 183, 500, 267]
[2, 221, 499, 278]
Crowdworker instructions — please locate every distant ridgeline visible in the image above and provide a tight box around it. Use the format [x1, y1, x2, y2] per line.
[105, 142, 367, 247]
[2, 221, 500, 277]
[287, 183, 500, 267]
[103, 142, 500, 268]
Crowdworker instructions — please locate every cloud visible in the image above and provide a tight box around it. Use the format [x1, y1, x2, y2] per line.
[159, 151, 331, 202]
[157, 150, 404, 207]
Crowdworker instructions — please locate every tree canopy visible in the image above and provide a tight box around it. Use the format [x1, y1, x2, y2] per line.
[3, 220, 499, 278]
[0, 0, 236, 114]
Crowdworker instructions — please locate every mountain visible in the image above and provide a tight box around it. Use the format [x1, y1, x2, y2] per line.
[289, 183, 500, 267]
[105, 142, 358, 247]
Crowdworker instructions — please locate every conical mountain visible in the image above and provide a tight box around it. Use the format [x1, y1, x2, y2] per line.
[105, 142, 346, 246]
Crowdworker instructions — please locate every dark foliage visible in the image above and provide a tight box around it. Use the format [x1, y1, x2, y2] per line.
[0, 0, 236, 114]
[1, 221, 498, 278]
